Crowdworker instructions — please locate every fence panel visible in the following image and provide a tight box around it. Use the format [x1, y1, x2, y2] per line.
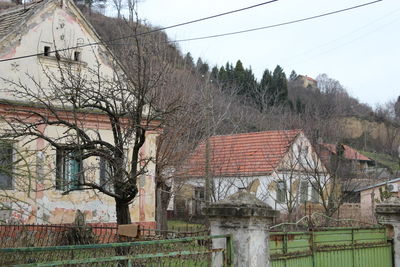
[270, 227, 393, 267]
[0, 224, 209, 248]
[0, 234, 233, 267]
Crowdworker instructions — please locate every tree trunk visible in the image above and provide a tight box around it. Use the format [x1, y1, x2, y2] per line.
[155, 183, 171, 231]
[116, 200, 131, 225]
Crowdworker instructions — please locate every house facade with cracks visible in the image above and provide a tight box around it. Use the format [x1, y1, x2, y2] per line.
[0, 0, 158, 227]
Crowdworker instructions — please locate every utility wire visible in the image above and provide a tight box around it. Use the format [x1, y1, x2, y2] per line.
[0, 0, 279, 63]
[168, 0, 383, 43]
[0, 0, 383, 63]
[61, 0, 385, 49]
[283, 5, 400, 64]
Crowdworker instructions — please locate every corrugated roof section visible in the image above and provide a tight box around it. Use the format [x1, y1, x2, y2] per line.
[178, 129, 301, 178]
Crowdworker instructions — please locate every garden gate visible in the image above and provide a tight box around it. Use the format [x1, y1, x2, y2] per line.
[270, 227, 393, 267]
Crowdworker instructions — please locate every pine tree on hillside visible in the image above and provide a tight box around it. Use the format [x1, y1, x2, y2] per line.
[271, 65, 288, 106]
[196, 58, 209, 75]
[289, 70, 298, 81]
[210, 66, 219, 83]
[234, 60, 246, 95]
[253, 69, 273, 111]
[184, 52, 195, 70]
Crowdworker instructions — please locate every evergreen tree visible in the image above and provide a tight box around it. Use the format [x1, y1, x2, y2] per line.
[225, 62, 234, 82]
[210, 66, 219, 83]
[271, 65, 288, 106]
[234, 60, 246, 95]
[260, 69, 273, 90]
[289, 70, 298, 81]
[218, 66, 227, 83]
[255, 69, 273, 111]
[196, 58, 209, 75]
[244, 67, 257, 95]
[183, 52, 194, 69]
[232, 60, 257, 97]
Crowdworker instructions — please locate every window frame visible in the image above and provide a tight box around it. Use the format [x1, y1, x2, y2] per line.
[311, 183, 319, 202]
[300, 180, 308, 203]
[55, 149, 84, 191]
[276, 180, 286, 203]
[99, 157, 114, 192]
[0, 141, 14, 190]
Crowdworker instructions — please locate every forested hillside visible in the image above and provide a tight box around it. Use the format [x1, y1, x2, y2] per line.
[84, 11, 400, 174]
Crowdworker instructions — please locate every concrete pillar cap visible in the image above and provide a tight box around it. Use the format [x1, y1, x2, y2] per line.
[204, 191, 279, 218]
[376, 196, 400, 214]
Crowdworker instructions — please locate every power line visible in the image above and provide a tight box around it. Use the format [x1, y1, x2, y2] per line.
[167, 0, 383, 43]
[0, 0, 383, 63]
[66, 0, 385, 49]
[284, 6, 400, 64]
[289, 13, 400, 66]
[0, 0, 279, 63]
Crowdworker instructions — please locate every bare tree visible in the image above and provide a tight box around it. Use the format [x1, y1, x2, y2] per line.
[0, 15, 183, 225]
[112, 0, 123, 18]
[154, 72, 208, 230]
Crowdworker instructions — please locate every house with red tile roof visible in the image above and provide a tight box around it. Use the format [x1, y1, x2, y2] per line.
[173, 129, 328, 216]
[318, 143, 375, 174]
[294, 75, 318, 90]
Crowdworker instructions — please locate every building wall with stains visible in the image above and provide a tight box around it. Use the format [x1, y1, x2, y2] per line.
[0, 117, 158, 225]
[0, 0, 158, 226]
[0, 0, 117, 99]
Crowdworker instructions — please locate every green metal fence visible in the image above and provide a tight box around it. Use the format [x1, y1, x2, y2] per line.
[270, 227, 393, 267]
[0, 235, 233, 267]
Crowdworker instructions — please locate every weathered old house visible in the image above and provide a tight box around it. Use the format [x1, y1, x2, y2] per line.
[0, 0, 158, 227]
[318, 143, 375, 174]
[173, 130, 328, 217]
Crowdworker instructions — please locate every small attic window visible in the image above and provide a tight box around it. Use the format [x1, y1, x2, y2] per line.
[74, 51, 81, 61]
[43, 46, 51, 56]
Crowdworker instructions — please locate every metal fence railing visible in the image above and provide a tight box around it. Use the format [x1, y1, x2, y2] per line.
[0, 224, 120, 247]
[0, 223, 210, 248]
[269, 227, 392, 267]
[0, 234, 233, 267]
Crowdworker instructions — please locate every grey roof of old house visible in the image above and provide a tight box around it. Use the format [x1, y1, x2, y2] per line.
[0, 0, 46, 42]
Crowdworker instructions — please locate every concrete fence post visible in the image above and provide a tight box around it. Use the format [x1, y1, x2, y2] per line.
[375, 197, 400, 267]
[204, 190, 278, 267]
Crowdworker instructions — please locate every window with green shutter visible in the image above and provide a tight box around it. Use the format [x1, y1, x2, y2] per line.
[0, 142, 13, 190]
[56, 149, 83, 191]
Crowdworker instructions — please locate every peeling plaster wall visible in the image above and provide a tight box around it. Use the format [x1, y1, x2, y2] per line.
[0, 0, 116, 100]
[0, 124, 158, 225]
[0, 1, 157, 225]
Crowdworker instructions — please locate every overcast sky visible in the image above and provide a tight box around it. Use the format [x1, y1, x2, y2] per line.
[122, 0, 399, 107]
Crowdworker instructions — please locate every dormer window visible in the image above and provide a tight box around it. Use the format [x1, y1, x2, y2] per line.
[74, 51, 81, 61]
[43, 46, 51, 56]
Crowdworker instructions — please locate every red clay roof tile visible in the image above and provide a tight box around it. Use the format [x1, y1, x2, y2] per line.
[321, 143, 371, 161]
[177, 130, 301, 178]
